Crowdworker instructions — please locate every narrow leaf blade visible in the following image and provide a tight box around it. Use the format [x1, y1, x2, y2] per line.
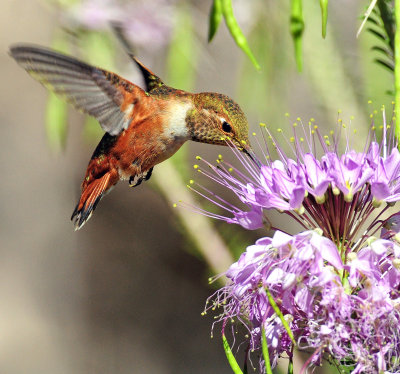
[290, 0, 304, 72]
[221, 0, 260, 70]
[319, 0, 328, 38]
[261, 327, 273, 374]
[208, 0, 223, 42]
[222, 333, 244, 374]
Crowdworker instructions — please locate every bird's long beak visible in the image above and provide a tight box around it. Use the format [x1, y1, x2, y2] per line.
[243, 146, 262, 168]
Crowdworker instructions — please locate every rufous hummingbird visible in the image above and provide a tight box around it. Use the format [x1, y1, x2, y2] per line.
[10, 43, 255, 230]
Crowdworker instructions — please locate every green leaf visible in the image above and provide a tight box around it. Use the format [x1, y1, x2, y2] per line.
[357, 0, 378, 37]
[79, 31, 115, 143]
[82, 116, 103, 144]
[221, 0, 260, 70]
[222, 333, 244, 374]
[319, 0, 328, 38]
[265, 287, 296, 345]
[374, 57, 395, 71]
[208, 0, 223, 42]
[261, 327, 273, 374]
[79, 30, 115, 70]
[290, 0, 304, 72]
[377, 0, 395, 50]
[371, 45, 393, 58]
[166, 6, 197, 91]
[367, 27, 389, 42]
[45, 33, 70, 152]
[46, 92, 68, 152]
[165, 5, 197, 180]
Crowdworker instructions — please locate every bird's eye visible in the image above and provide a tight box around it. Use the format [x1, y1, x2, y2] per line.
[222, 121, 232, 133]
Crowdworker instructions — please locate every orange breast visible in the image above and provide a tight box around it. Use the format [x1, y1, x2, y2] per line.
[110, 96, 172, 179]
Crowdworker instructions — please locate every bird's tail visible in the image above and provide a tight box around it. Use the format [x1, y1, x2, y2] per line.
[71, 170, 118, 230]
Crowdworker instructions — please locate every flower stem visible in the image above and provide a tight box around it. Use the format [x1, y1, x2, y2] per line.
[395, 0, 400, 140]
[261, 327, 273, 374]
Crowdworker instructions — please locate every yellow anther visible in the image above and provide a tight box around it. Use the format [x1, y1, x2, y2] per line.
[228, 167, 233, 172]
[314, 125, 318, 129]
[241, 140, 247, 144]
[193, 164, 199, 169]
[368, 100, 372, 104]
[347, 252, 357, 261]
[218, 154, 223, 159]
[195, 155, 202, 160]
[300, 137, 304, 142]
[277, 128, 283, 132]
[284, 113, 290, 117]
[350, 115, 354, 120]
[370, 114, 374, 118]
[189, 180, 194, 184]
[173, 203, 177, 208]
[310, 118, 315, 122]
[252, 132, 256, 136]
[296, 117, 301, 121]
[293, 122, 298, 127]
[373, 110, 378, 114]
[393, 258, 400, 270]
[290, 136, 295, 143]
[338, 109, 342, 114]
[259, 122, 266, 127]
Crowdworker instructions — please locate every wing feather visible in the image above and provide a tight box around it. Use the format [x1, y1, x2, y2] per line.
[10, 44, 143, 135]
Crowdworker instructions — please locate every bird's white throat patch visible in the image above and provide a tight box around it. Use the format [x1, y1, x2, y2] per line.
[165, 101, 193, 140]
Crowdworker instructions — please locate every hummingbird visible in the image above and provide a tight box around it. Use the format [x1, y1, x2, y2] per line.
[10, 43, 255, 230]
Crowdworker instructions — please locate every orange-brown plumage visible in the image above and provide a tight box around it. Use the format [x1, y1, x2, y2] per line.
[10, 43, 253, 230]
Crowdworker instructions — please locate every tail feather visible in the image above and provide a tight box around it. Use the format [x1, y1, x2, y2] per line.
[71, 171, 117, 230]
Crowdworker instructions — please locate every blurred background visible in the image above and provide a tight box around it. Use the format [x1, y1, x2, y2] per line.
[0, 0, 394, 373]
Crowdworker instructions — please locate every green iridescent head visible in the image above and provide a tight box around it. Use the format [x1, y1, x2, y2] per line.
[187, 92, 250, 150]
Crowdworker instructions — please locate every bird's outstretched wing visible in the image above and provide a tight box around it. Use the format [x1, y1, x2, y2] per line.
[10, 44, 144, 135]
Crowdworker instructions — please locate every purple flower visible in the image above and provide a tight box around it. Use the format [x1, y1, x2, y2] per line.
[198, 113, 400, 372]
[190, 114, 400, 250]
[205, 230, 400, 373]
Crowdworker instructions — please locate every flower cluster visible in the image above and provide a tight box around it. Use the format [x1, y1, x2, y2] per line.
[206, 230, 400, 373]
[196, 112, 400, 373]
[191, 116, 400, 249]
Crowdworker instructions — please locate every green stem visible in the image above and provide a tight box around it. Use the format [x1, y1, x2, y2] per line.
[396, 0, 400, 140]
